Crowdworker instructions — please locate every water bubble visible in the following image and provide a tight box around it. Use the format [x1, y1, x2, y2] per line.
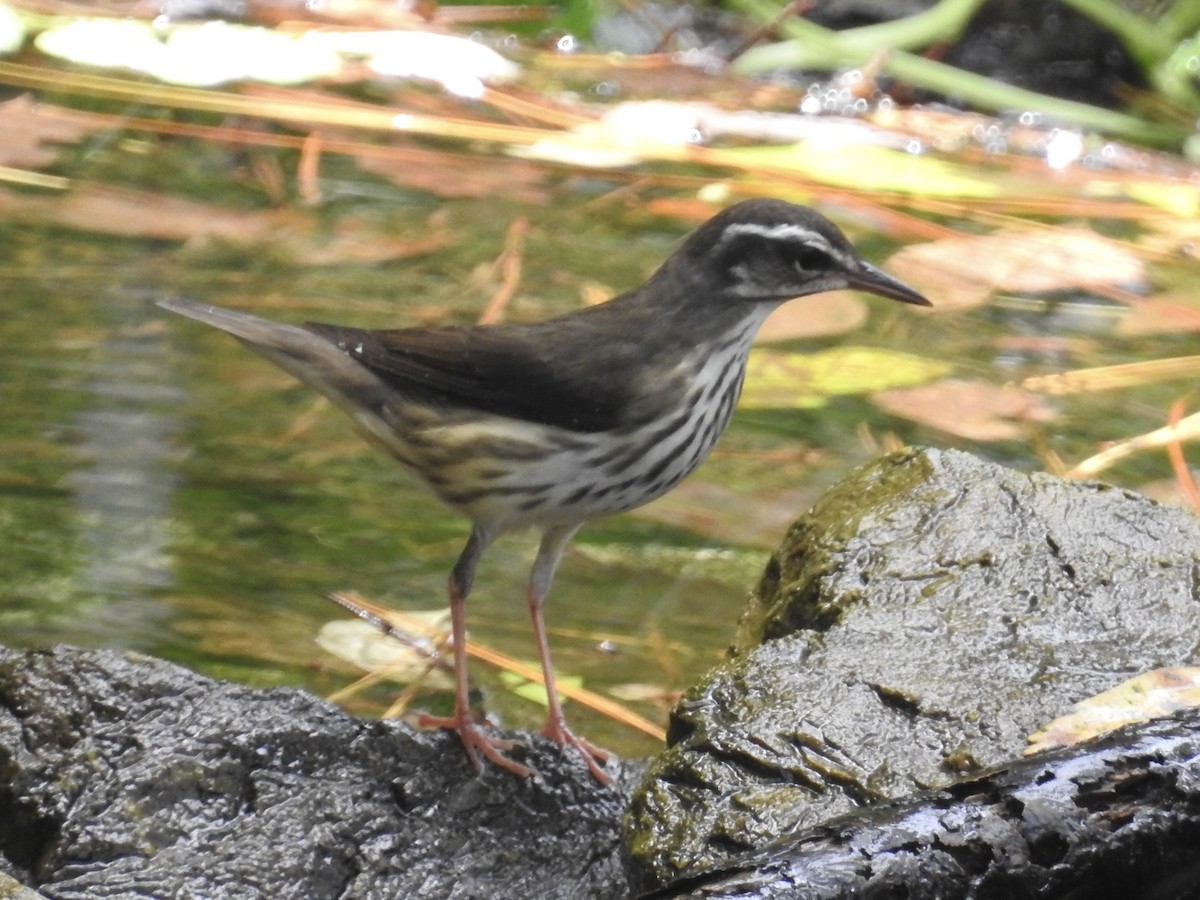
[1045, 129, 1083, 170]
[556, 34, 578, 53]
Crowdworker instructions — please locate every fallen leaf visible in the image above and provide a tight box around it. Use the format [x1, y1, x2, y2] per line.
[873, 379, 1057, 441]
[636, 479, 819, 548]
[498, 670, 583, 708]
[756, 293, 867, 341]
[0, 183, 449, 262]
[0, 95, 100, 168]
[355, 144, 550, 203]
[731, 141, 1001, 198]
[1115, 295, 1200, 336]
[316, 613, 455, 690]
[0, 182, 299, 241]
[887, 227, 1148, 310]
[741, 346, 950, 409]
[1027, 667, 1200, 753]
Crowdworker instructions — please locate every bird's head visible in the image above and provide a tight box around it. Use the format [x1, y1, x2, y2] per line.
[676, 198, 930, 308]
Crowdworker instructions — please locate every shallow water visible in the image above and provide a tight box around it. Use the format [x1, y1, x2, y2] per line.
[1, 185, 1196, 759]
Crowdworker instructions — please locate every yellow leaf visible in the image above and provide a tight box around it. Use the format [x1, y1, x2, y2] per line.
[741, 346, 950, 409]
[1027, 667, 1200, 754]
[731, 142, 1000, 198]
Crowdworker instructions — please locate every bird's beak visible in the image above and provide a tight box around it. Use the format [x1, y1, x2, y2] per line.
[847, 261, 931, 307]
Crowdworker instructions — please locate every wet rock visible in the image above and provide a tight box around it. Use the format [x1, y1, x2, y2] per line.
[649, 708, 1200, 899]
[0, 646, 634, 899]
[626, 447, 1200, 891]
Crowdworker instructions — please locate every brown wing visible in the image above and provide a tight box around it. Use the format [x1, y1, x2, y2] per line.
[303, 319, 639, 433]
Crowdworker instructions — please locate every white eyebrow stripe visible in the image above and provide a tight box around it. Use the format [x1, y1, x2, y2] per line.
[713, 222, 854, 266]
[718, 222, 828, 247]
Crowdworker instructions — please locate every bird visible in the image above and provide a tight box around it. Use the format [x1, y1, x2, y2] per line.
[157, 198, 930, 784]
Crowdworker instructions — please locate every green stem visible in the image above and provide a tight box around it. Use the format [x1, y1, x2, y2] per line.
[888, 51, 1180, 144]
[731, 0, 984, 54]
[816, 0, 986, 53]
[729, 0, 1185, 146]
[1056, 0, 1174, 68]
[1160, 0, 1200, 41]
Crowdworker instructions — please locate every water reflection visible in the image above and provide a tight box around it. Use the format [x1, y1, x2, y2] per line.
[68, 304, 182, 604]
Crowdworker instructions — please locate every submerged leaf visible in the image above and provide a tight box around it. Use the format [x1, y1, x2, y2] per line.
[741, 346, 950, 409]
[874, 379, 1057, 441]
[732, 142, 1000, 198]
[888, 227, 1148, 310]
[756, 294, 867, 342]
[316, 613, 454, 690]
[499, 670, 584, 708]
[0, 95, 99, 168]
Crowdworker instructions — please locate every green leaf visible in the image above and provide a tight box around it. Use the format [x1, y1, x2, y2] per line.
[741, 346, 951, 409]
[499, 670, 584, 707]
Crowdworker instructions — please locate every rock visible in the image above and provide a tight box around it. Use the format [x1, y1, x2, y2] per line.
[0, 646, 634, 899]
[7, 447, 1199, 898]
[626, 447, 1200, 891]
[648, 708, 1200, 899]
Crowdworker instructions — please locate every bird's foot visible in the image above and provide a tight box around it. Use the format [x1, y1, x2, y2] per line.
[419, 712, 536, 779]
[542, 717, 612, 785]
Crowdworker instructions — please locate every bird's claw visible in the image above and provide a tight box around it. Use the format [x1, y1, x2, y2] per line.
[542, 718, 612, 785]
[419, 712, 536, 779]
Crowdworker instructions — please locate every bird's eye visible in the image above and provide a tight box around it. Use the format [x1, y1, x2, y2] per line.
[790, 244, 832, 272]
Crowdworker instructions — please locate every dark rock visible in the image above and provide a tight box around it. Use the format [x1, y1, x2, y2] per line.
[807, 0, 1139, 108]
[625, 447, 1200, 891]
[0, 646, 635, 899]
[649, 709, 1200, 899]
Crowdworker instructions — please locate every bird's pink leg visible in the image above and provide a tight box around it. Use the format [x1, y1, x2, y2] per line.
[419, 527, 534, 779]
[529, 525, 612, 784]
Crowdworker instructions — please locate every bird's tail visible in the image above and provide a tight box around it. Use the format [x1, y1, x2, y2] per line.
[156, 296, 386, 402]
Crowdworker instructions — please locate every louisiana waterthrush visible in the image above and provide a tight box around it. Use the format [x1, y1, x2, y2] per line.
[159, 198, 929, 784]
